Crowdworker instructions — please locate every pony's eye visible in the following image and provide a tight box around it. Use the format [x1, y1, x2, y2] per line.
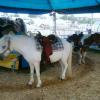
[2, 45, 6, 49]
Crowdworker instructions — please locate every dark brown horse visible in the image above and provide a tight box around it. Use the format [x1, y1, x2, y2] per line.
[83, 32, 100, 49]
[67, 32, 84, 51]
[67, 32, 100, 64]
[79, 33, 100, 64]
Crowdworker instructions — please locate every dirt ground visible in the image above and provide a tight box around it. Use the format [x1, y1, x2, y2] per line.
[0, 51, 100, 100]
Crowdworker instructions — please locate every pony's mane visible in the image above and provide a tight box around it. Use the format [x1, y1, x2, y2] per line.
[0, 17, 26, 35]
[67, 32, 84, 46]
[84, 33, 100, 47]
[2, 25, 16, 34]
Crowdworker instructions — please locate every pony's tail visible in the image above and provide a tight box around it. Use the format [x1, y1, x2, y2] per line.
[67, 44, 73, 78]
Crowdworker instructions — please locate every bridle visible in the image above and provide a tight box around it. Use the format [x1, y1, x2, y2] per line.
[1, 37, 11, 55]
[0, 18, 7, 27]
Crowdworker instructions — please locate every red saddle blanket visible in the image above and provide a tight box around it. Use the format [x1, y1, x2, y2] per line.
[35, 34, 64, 64]
[42, 37, 52, 64]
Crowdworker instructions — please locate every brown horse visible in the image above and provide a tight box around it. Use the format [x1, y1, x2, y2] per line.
[67, 32, 84, 51]
[67, 32, 100, 64]
[83, 32, 100, 49]
[79, 33, 100, 64]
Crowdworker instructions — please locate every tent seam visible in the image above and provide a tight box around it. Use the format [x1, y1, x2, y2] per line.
[95, 0, 100, 5]
[47, 0, 53, 11]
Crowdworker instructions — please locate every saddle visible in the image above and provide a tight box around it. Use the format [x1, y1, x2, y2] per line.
[35, 34, 58, 64]
[47, 34, 58, 43]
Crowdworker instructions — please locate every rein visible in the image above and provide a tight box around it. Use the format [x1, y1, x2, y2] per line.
[2, 37, 11, 55]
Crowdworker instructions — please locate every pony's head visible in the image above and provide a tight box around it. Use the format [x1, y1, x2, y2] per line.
[91, 32, 100, 44]
[15, 18, 26, 34]
[67, 32, 84, 51]
[80, 33, 100, 54]
[78, 32, 84, 39]
[83, 33, 100, 47]
[0, 17, 17, 34]
[0, 34, 10, 57]
[2, 24, 17, 34]
[0, 17, 7, 27]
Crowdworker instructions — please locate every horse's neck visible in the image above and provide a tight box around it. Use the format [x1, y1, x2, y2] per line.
[9, 35, 22, 48]
[81, 34, 91, 45]
[83, 35, 94, 47]
[10, 35, 35, 51]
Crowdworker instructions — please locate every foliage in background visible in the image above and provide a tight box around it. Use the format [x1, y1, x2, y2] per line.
[60, 15, 95, 24]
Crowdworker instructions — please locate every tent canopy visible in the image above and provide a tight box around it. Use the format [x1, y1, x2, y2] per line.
[0, 0, 100, 14]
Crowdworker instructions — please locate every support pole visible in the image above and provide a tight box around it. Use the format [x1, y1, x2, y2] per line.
[91, 13, 93, 31]
[52, 12, 56, 34]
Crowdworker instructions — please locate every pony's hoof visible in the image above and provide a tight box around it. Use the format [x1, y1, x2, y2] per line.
[36, 82, 42, 88]
[26, 83, 33, 88]
[60, 78, 64, 80]
[36, 84, 42, 88]
[60, 76, 65, 80]
[28, 81, 33, 85]
[82, 61, 85, 64]
[78, 62, 82, 65]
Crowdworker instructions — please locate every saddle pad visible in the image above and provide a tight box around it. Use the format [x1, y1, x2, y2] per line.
[35, 37, 64, 51]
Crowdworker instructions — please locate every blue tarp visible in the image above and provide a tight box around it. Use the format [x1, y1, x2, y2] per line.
[0, 0, 100, 14]
[58, 5, 100, 14]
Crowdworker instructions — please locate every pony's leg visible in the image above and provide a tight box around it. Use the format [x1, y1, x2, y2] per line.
[60, 60, 68, 80]
[34, 62, 42, 88]
[28, 63, 34, 85]
[60, 45, 72, 79]
[78, 51, 82, 64]
[82, 52, 87, 64]
[59, 60, 64, 79]
[67, 47, 72, 78]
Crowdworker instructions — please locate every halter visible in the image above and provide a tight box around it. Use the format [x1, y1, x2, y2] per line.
[0, 17, 7, 27]
[2, 37, 11, 55]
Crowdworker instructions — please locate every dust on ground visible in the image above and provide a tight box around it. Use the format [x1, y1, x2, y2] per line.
[0, 51, 100, 100]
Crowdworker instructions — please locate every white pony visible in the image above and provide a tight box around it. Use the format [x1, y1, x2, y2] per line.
[0, 34, 72, 87]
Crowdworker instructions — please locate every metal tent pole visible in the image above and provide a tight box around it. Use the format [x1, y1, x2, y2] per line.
[52, 12, 57, 34]
[91, 13, 93, 31]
